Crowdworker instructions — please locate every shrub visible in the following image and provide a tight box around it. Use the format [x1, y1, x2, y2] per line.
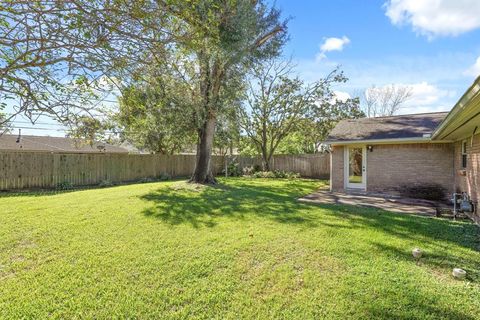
[285, 172, 301, 179]
[273, 170, 287, 178]
[56, 181, 74, 190]
[243, 165, 262, 176]
[252, 170, 301, 179]
[158, 172, 171, 181]
[222, 162, 241, 177]
[139, 177, 156, 183]
[252, 171, 275, 178]
[399, 183, 447, 201]
[98, 179, 114, 188]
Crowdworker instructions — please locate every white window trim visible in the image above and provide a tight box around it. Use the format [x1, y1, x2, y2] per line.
[461, 140, 468, 169]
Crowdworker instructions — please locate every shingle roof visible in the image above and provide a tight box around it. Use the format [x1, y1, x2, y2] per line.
[0, 134, 129, 153]
[327, 112, 449, 142]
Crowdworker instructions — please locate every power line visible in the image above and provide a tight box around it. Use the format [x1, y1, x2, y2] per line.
[10, 121, 65, 126]
[8, 125, 132, 135]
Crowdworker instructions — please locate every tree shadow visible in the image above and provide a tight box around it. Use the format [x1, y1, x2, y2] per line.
[308, 202, 480, 285]
[139, 180, 321, 228]
[370, 241, 480, 283]
[311, 202, 479, 250]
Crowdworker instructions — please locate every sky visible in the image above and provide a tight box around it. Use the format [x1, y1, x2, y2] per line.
[8, 0, 480, 137]
[275, 0, 480, 113]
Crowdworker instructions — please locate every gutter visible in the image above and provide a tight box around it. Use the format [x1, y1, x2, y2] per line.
[432, 76, 480, 140]
[325, 136, 452, 146]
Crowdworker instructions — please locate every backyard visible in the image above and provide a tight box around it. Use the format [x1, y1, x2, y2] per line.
[0, 178, 479, 319]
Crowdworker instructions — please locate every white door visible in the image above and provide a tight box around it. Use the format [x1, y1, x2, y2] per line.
[344, 145, 366, 190]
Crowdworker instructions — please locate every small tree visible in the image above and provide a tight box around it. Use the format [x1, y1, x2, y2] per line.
[361, 84, 412, 117]
[115, 80, 197, 154]
[68, 116, 106, 146]
[214, 112, 241, 156]
[304, 96, 363, 152]
[239, 59, 359, 170]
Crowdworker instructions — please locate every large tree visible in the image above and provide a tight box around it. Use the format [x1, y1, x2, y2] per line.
[173, 1, 287, 183]
[240, 59, 361, 170]
[0, 1, 172, 123]
[1, 0, 286, 184]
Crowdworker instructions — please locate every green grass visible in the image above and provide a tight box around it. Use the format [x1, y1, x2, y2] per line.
[0, 178, 479, 319]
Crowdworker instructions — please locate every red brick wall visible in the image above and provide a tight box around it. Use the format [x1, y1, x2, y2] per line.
[330, 143, 454, 196]
[366, 143, 454, 195]
[453, 134, 480, 223]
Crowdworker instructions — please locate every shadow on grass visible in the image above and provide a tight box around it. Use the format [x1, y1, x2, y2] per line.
[311, 202, 480, 284]
[139, 179, 321, 228]
[140, 179, 479, 282]
[0, 178, 189, 198]
[315, 202, 479, 249]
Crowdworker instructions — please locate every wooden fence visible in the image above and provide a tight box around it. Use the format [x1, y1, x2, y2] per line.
[0, 151, 329, 190]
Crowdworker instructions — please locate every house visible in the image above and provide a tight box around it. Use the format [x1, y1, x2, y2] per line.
[0, 134, 129, 153]
[327, 76, 480, 223]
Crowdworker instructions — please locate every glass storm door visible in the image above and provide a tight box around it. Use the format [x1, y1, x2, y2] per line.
[345, 146, 366, 189]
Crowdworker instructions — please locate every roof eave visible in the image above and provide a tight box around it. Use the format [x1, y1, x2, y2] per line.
[432, 75, 480, 140]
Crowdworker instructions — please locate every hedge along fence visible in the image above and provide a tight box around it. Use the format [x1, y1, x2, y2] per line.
[0, 151, 330, 190]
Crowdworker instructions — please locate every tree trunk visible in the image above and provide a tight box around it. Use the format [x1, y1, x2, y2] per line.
[261, 151, 270, 171]
[190, 115, 217, 184]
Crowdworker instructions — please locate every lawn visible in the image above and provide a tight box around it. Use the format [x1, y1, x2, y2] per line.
[0, 178, 479, 319]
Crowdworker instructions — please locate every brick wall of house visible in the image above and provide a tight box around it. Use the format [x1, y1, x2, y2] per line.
[453, 134, 480, 224]
[366, 143, 454, 196]
[330, 145, 344, 192]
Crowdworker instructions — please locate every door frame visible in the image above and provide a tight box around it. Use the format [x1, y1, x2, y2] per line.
[343, 145, 367, 190]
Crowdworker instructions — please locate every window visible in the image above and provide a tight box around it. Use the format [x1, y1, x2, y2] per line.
[461, 140, 468, 169]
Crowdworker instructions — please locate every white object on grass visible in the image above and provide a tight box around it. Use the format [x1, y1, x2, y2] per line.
[412, 248, 422, 259]
[452, 268, 466, 279]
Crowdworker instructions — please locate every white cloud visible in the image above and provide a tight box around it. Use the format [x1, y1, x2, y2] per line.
[463, 56, 480, 77]
[386, 82, 454, 114]
[293, 51, 474, 114]
[384, 0, 480, 38]
[316, 36, 350, 61]
[332, 91, 351, 102]
[320, 36, 350, 52]
[408, 82, 453, 106]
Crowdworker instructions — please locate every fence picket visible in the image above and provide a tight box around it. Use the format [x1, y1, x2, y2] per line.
[0, 151, 329, 190]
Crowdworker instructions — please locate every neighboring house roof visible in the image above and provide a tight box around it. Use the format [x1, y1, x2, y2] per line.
[0, 134, 129, 153]
[327, 112, 449, 144]
[432, 76, 480, 141]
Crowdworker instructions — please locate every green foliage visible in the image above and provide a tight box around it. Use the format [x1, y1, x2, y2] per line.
[158, 172, 172, 181]
[275, 130, 315, 155]
[115, 80, 197, 154]
[98, 179, 114, 188]
[242, 165, 259, 176]
[1, 1, 288, 182]
[0, 179, 479, 318]
[56, 181, 74, 190]
[222, 161, 242, 177]
[0, 1, 151, 123]
[0, 112, 11, 133]
[238, 136, 259, 156]
[252, 170, 300, 179]
[240, 60, 363, 169]
[68, 116, 107, 145]
[214, 111, 241, 156]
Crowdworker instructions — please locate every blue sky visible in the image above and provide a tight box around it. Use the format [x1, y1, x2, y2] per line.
[275, 0, 480, 114]
[10, 0, 480, 136]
